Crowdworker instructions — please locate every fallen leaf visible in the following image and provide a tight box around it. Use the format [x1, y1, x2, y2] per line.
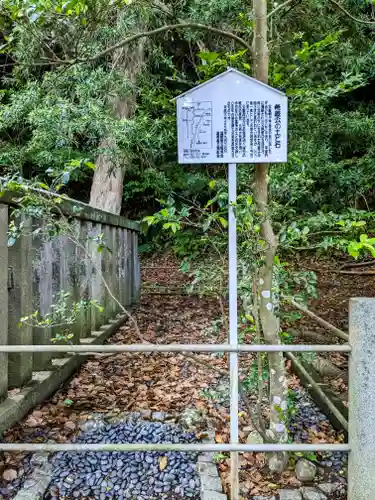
[64, 421, 76, 431]
[3, 469, 17, 481]
[215, 433, 224, 443]
[25, 417, 40, 428]
[159, 456, 168, 471]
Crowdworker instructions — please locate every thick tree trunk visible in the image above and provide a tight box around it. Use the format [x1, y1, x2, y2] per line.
[252, 0, 288, 473]
[89, 41, 143, 214]
[89, 138, 126, 214]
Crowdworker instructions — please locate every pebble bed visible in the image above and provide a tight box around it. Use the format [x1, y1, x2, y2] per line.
[46, 416, 201, 499]
[289, 388, 347, 485]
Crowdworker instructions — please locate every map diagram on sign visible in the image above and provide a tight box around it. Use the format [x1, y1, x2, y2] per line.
[181, 101, 212, 149]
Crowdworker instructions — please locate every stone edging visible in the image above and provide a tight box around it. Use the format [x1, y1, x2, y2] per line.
[286, 352, 348, 436]
[253, 482, 344, 499]
[0, 313, 130, 436]
[198, 427, 227, 500]
[13, 453, 52, 500]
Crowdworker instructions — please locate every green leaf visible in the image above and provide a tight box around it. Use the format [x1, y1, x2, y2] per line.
[63, 399, 74, 407]
[142, 216, 155, 226]
[218, 217, 228, 228]
[198, 51, 219, 63]
[180, 261, 190, 273]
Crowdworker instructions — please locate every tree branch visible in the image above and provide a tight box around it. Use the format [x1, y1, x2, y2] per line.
[288, 299, 349, 342]
[84, 23, 251, 63]
[329, 0, 375, 25]
[1, 23, 250, 69]
[267, 0, 294, 18]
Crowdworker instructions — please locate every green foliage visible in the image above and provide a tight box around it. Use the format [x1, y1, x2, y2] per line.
[19, 290, 103, 331]
[2, 0, 375, 226]
[242, 354, 269, 393]
[348, 233, 375, 259]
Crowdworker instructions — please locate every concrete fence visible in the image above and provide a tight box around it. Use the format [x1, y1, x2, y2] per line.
[0, 191, 140, 431]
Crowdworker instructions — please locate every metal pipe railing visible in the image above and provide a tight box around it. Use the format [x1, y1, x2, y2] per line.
[0, 332, 351, 495]
[0, 443, 350, 452]
[0, 344, 351, 353]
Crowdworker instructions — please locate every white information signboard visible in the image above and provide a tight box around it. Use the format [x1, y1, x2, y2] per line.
[175, 67, 287, 164]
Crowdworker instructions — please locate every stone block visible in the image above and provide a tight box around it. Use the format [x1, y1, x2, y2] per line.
[201, 491, 227, 500]
[198, 462, 218, 476]
[279, 489, 303, 500]
[300, 487, 327, 500]
[152, 411, 166, 422]
[200, 475, 222, 492]
[199, 452, 215, 463]
[13, 459, 52, 500]
[296, 458, 317, 482]
[317, 483, 339, 495]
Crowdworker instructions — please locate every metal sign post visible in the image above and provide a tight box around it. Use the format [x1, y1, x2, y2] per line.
[228, 162, 239, 498]
[175, 67, 288, 499]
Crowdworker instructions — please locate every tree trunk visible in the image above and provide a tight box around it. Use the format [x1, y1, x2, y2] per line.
[89, 40, 143, 214]
[252, 0, 288, 473]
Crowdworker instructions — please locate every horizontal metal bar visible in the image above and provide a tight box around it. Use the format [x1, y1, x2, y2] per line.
[0, 443, 350, 453]
[0, 344, 351, 353]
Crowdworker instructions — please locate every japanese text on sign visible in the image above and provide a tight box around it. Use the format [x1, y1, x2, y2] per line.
[176, 68, 287, 164]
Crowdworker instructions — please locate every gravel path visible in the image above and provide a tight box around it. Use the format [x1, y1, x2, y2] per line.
[46, 416, 201, 499]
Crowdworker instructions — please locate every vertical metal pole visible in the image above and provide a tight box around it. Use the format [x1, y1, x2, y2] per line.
[228, 163, 239, 499]
[349, 298, 375, 500]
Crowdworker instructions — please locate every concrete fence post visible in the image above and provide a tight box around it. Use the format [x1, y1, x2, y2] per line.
[110, 227, 119, 316]
[349, 297, 375, 500]
[32, 227, 53, 371]
[0, 204, 8, 401]
[77, 220, 90, 338]
[117, 228, 124, 309]
[123, 230, 131, 307]
[133, 231, 141, 302]
[8, 217, 33, 387]
[102, 225, 112, 322]
[89, 222, 103, 330]
[130, 231, 137, 304]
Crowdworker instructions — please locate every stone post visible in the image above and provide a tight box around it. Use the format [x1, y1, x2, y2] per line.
[8, 217, 33, 388]
[133, 230, 141, 303]
[102, 224, 112, 322]
[349, 297, 375, 500]
[117, 228, 124, 309]
[32, 232, 53, 370]
[77, 221, 90, 338]
[89, 222, 103, 331]
[130, 231, 136, 303]
[123, 230, 132, 307]
[0, 204, 8, 401]
[66, 222, 80, 344]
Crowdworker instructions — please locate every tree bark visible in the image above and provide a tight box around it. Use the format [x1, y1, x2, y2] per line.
[89, 39, 143, 214]
[252, 0, 288, 472]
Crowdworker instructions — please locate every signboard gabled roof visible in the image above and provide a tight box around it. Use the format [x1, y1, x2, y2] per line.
[173, 67, 286, 100]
